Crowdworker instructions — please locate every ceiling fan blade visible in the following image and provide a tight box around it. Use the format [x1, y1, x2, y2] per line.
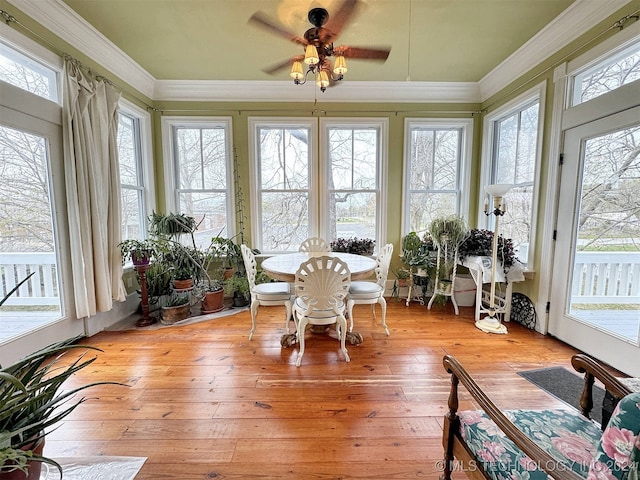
[263, 56, 305, 75]
[337, 46, 391, 61]
[323, 0, 359, 43]
[248, 12, 307, 46]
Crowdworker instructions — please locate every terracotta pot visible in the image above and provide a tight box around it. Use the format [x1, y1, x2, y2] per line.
[398, 279, 408, 287]
[201, 289, 224, 313]
[172, 278, 193, 290]
[2, 439, 44, 480]
[223, 268, 234, 279]
[161, 303, 191, 324]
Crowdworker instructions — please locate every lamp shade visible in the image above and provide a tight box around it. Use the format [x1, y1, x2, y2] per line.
[290, 61, 304, 80]
[333, 55, 348, 75]
[316, 70, 330, 88]
[485, 184, 513, 197]
[304, 45, 319, 65]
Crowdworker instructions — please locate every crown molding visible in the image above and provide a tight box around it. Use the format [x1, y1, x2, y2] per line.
[6, 0, 156, 99]
[5, 0, 632, 104]
[478, 0, 634, 102]
[153, 80, 481, 103]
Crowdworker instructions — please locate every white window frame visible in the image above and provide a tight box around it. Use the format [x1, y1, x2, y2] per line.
[402, 118, 473, 236]
[161, 116, 235, 236]
[248, 117, 318, 252]
[118, 99, 155, 246]
[479, 81, 546, 271]
[319, 117, 388, 248]
[0, 22, 61, 104]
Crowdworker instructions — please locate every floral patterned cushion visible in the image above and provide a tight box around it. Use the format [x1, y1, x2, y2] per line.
[458, 409, 602, 479]
[588, 392, 640, 480]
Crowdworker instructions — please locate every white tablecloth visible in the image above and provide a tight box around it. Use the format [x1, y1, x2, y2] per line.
[462, 255, 525, 284]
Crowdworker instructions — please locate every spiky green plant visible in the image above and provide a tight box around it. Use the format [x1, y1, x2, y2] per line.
[0, 336, 125, 477]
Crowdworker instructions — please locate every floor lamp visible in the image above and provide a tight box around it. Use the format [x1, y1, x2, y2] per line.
[475, 183, 512, 334]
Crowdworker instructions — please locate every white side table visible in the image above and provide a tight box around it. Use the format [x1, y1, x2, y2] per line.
[462, 256, 524, 322]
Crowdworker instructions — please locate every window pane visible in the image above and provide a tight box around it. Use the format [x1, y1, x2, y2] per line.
[409, 192, 458, 235]
[176, 128, 204, 190]
[574, 43, 640, 105]
[331, 192, 377, 240]
[495, 114, 518, 184]
[499, 185, 533, 263]
[407, 125, 463, 235]
[120, 188, 142, 241]
[117, 114, 137, 186]
[0, 44, 57, 102]
[259, 128, 309, 190]
[261, 192, 309, 251]
[178, 191, 228, 247]
[202, 128, 227, 189]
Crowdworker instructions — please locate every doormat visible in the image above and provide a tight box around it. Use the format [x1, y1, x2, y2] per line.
[518, 366, 605, 424]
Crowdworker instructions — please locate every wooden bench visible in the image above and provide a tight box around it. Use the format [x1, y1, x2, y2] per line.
[441, 354, 638, 480]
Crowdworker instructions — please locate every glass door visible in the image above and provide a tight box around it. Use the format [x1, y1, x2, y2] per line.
[0, 108, 84, 365]
[549, 106, 640, 377]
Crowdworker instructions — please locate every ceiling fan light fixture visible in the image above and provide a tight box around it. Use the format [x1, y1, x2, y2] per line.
[333, 55, 348, 75]
[290, 61, 304, 80]
[304, 44, 319, 65]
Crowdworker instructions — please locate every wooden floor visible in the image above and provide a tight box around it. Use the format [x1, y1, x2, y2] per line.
[48, 300, 589, 479]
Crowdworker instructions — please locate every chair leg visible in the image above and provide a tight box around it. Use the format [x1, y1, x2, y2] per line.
[284, 299, 293, 334]
[371, 303, 376, 319]
[296, 316, 308, 367]
[347, 299, 355, 332]
[249, 299, 259, 340]
[337, 314, 350, 363]
[378, 296, 389, 335]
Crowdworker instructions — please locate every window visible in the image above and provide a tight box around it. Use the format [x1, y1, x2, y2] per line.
[481, 84, 544, 267]
[321, 118, 387, 244]
[117, 101, 153, 245]
[249, 118, 316, 252]
[162, 117, 234, 246]
[403, 119, 472, 236]
[572, 40, 640, 106]
[249, 118, 387, 253]
[0, 41, 58, 102]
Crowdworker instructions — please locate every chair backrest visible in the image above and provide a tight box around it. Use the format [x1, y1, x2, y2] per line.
[295, 256, 350, 315]
[240, 244, 257, 289]
[374, 243, 394, 287]
[299, 237, 330, 253]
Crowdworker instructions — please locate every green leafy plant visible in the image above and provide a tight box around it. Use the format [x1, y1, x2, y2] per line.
[0, 336, 125, 477]
[148, 211, 198, 239]
[223, 274, 250, 299]
[164, 294, 190, 307]
[117, 238, 159, 265]
[330, 237, 375, 255]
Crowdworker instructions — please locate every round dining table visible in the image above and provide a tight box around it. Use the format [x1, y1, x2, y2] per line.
[261, 251, 377, 283]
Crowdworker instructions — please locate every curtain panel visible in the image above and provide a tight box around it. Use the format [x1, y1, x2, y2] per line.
[62, 57, 126, 319]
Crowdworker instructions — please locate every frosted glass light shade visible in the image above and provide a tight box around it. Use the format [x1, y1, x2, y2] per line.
[485, 184, 512, 197]
[304, 45, 319, 65]
[290, 61, 304, 80]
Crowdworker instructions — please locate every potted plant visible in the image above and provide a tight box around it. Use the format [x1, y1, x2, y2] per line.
[148, 211, 198, 240]
[224, 273, 250, 307]
[200, 278, 224, 313]
[0, 336, 124, 479]
[209, 235, 242, 278]
[117, 238, 158, 266]
[428, 215, 469, 296]
[330, 237, 376, 255]
[394, 268, 411, 287]
[161, 294, 191, 324]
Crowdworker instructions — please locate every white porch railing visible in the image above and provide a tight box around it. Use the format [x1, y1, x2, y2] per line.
[0, 252, 59, 306]
[571, 251, 640, 304]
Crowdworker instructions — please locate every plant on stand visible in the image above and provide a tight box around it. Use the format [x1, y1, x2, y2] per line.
[428, 215, 469, 304]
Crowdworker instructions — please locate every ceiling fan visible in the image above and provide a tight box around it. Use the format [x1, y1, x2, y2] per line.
[248, 0, 391, 92]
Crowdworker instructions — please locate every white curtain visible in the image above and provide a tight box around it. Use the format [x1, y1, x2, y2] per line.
[62, 57, 126, 319]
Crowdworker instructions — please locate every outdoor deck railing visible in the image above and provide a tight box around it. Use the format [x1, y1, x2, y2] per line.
[571, 251, 640, 304]
[1, 251, 638, 307]
[0, 252, 59, 306]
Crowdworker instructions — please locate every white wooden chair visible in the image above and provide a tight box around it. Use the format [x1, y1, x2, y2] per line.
[347, 243, 393, 335]
[241, 245, 293, 340]
[293, 256, 351, 367]
[298, 237, 330, 253]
